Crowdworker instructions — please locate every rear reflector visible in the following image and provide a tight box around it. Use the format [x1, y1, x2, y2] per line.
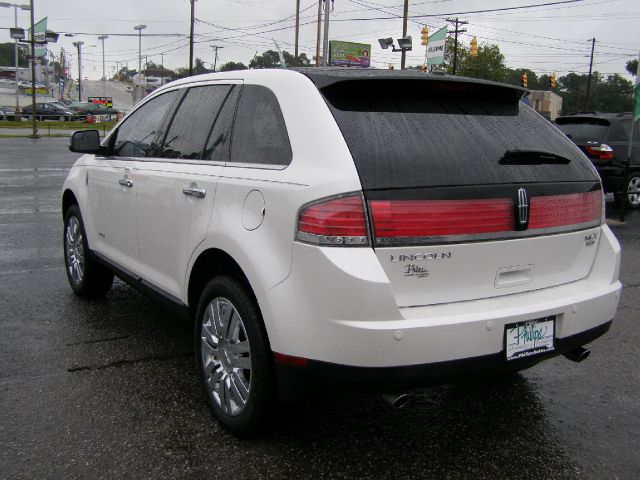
[296, 194, 369, 246]
[529, 190, 602, 230]
[274, 352, 308, 367]
[370, 198, 515, 238]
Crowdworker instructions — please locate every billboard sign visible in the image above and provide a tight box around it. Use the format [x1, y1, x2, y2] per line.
[329, 40, 371, 68]
[426, 26, 447, 66]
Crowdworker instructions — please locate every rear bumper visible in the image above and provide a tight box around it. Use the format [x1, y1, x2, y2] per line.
[276, 320, 612, 399]
[259, 225, 621, 395]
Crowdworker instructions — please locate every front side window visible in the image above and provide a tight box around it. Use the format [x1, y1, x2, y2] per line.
[160, 84, 232, 160]
[230, 85, 292, 166]
[111, 90, 180, 158]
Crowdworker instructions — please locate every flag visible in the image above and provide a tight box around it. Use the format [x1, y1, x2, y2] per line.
[426, 26, 448, 67]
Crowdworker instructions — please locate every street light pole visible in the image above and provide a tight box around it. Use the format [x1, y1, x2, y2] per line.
[98, 34, 108, 96]
[133, 24, 146, 104]
[0, 2, 31, 117]
[189, 0, 196, 75]
[321, 0, 330, 67]
[72, 41, 83, 101]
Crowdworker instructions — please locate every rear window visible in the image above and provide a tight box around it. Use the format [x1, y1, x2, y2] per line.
[555, 117, 610, 143]
[322, 80, 598, 190]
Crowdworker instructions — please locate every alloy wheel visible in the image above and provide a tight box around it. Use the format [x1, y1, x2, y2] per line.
[627, 176, 640, 207]
[200, 297, 252, 417]
[65, 216, 85, 284]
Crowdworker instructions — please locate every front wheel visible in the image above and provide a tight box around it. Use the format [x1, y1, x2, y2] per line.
[195, 276, 276, 436]
[63, 204, 114, 297]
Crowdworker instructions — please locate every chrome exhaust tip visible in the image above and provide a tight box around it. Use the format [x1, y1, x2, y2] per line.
[382, 392, 412, 408]
[563, 346, 591, 363]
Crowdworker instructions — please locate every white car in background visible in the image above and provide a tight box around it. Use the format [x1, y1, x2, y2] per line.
[61, 69, 622, 435]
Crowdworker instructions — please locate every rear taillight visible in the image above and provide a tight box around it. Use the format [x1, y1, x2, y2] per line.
[585, 144, 614, 161]
[296, 194, 369, 246]
[370, 199, 514, 238]
[529, 190, 603, 229]
[368, 191, 602, 246]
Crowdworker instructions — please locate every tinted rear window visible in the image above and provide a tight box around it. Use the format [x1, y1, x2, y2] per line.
[555, 117, 610, 143]
[322, 80, 597, 189]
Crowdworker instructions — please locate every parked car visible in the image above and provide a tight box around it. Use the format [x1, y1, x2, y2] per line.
[21, 102, 76, 121]
[68, 101, 119, 119]
[555, 112, 640, 208]
[0, 105, 18, 121]
[62, 69, 622, 435]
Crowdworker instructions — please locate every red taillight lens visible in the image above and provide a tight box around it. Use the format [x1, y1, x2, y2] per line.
[370, 198, 514, 238]
[585, 144, 614, 161]
[297, 194, 369, 246]
[529, 190, 603, 229]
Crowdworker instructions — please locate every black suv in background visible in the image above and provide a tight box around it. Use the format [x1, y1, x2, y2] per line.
[556, 112, 640, 208]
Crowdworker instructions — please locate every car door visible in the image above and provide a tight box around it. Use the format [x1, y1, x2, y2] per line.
[86, 89, 181, 276]
[135, 82, 241, 300]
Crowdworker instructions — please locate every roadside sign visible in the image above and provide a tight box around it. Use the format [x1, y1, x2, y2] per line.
[29, 17, 48, 58]
[426, 26, 448, 66]
[88, 96, 113, 108]
[329, 40, 371, 68]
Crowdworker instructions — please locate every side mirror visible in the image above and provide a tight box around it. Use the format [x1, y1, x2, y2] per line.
[69, 130, 101, 154]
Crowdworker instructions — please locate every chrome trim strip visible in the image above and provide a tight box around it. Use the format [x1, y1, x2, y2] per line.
[374, 220, 601, 246]
[296, 231, 369, 247]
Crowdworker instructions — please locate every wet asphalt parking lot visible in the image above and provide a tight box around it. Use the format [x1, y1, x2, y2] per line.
[1, 137, 639, 480]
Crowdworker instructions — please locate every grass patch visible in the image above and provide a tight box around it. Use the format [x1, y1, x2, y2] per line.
[0, 120, 116, 130]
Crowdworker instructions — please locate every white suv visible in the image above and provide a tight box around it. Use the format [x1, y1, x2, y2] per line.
[62, 69, 622, 435]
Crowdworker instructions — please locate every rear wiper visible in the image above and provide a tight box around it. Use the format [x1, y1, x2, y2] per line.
[499, 149, 571, 165]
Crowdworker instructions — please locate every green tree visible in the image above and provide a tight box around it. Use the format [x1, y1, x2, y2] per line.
[444, 38, 507, 82]
[218, 61, 248, 72]
[626, 59, 638, 77]
[249, 49, 311, 69]
[0, 42, 29, 68]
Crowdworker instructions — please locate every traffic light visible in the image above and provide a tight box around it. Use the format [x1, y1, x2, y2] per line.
[521, 72, 528, 88]
[550, 73, 557, 89]
[421, 26, 429, 46]
[470, 36, 478, 57]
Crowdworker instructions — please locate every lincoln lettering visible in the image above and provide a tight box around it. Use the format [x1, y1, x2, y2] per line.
[390, 252, 452, 262]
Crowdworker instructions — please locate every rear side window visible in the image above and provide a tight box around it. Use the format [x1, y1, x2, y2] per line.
[112, 90, 179, 157]
[203, 86, 240, 162]
[323, 80, 598, 189]
[160, 84, 232, 159]
[230, 85, 292, 166]
[555, 118, 610, 143]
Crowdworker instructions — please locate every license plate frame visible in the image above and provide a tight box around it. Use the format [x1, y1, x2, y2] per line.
[504, 316, 556, 362]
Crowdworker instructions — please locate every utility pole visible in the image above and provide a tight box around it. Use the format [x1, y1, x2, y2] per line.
[133, 24, 146, 105]
[210, 45, 223, 72]
[189, 0, 195, 75]
[401, 0, 409, 70]
[72, 41, 83, 101]
[321, 0, 330, 67]
[294, 0, 300, 63]
[584, 37, 596, 112]
[28, 0, 36, 137]
[315, 0, 322, 66]
[160, 53, 164, 85]
[98, 34, 108, 97]
[446, 17, 467, 75]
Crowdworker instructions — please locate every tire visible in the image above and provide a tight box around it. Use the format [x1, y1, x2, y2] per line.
[63, 204, 114, 298]
[622, 173, 640, 209]
[195, 275, 276, 436]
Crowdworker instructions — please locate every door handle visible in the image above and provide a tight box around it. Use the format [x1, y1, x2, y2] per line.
[119, 179, 133, 188]
[182, 187, 206, 199]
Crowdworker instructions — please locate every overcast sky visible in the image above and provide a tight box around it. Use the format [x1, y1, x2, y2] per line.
[1, 0, 639, 80]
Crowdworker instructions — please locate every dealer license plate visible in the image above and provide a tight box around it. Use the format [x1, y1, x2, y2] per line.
[504, 316, 555, 361]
